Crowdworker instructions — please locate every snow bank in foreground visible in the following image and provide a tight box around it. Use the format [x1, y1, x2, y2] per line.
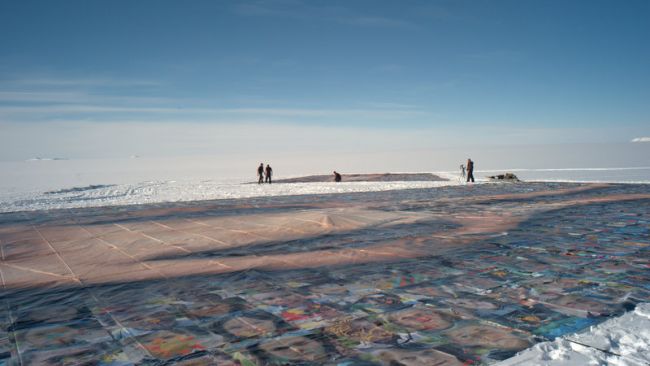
[497, 303, 650, 366]
[0, 180, 461, 213]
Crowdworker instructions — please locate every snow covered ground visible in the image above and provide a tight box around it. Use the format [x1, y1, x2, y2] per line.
[0, 179, 464, 213]
[497, 303, 650, 366]
[0, 157, 469, 212]
[2, 157, 649, 213]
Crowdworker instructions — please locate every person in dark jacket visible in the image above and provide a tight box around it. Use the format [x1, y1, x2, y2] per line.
[257, 163, 264, 184]
[466, 158, 475, 183]
[333, 171, 342, 182]
[265, 164, 273, 184]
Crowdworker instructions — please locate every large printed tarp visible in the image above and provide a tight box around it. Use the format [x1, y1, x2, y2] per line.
[0, 182, 649, 365]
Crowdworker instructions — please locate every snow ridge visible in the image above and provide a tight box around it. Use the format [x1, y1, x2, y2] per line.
[497, 303, 650, 366]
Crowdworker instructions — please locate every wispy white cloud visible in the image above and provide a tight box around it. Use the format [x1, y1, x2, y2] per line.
[0, 90, 181, 106]
[0, 91, 88, 103]
[342, 16, 415, 29]
[10, 77, 162, 87]
[219, 107, 425, 118]
[0, 74, 428, 126]
[0, 105, 187, 114]
[360, 102, 417, 109]
[369, 64, 403, 73]
[234, 1, 296, 17]
[233, 0, 346, 21]
[340, 16, 416, 29]
[0, 75, 170, 109]
[0, 104, 426, 121]
[233, 1, 416, 28]
[631, 137, 650, 142]
[465, 50, 524, 63]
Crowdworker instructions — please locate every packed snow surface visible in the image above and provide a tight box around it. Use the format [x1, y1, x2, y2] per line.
[2, 157, 649, 212]
[497, 303, 650, 366]
[0, 180, 461, 213]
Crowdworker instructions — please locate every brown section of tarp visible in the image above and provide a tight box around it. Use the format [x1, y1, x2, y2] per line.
[1, 186, 649, 291]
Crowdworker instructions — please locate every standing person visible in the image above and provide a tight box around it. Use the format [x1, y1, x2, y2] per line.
[333, 171, 342, 182]
[466, 158, 475, 183]
[257, 163, 264, 184]
[460, 164, 466, 181]
[265, 164, 273, 184]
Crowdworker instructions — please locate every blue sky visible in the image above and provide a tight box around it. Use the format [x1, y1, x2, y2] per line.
[1, 0, 649, 163]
